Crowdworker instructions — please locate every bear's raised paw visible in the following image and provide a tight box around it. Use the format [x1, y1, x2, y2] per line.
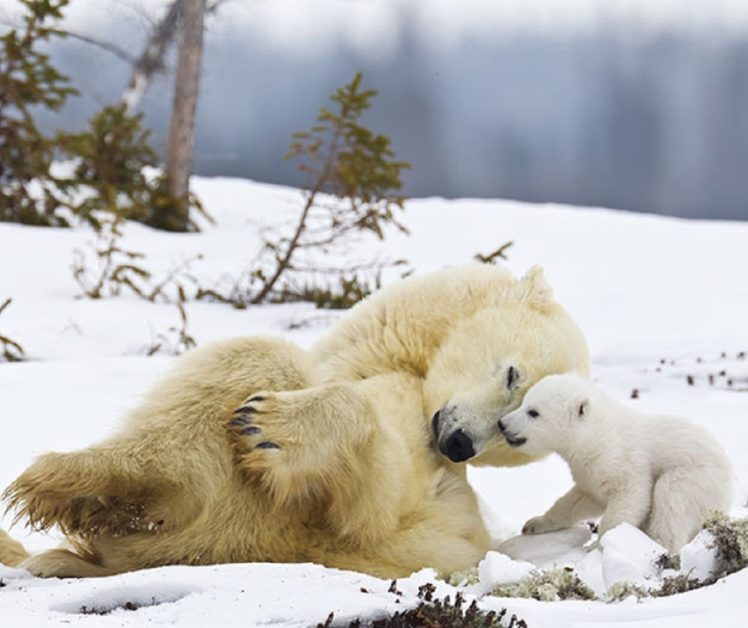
[227, 391, 308, 476]
[228, 395, 283, 451]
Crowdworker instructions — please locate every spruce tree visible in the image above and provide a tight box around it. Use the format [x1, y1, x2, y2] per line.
[0, 0, 77, 225]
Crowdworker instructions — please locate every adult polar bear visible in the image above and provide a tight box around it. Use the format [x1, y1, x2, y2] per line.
[1, 264, 589, 578]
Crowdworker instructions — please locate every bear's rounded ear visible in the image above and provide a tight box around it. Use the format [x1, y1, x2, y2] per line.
[511, 266, 554, 311]
[577, 398, 589, 419]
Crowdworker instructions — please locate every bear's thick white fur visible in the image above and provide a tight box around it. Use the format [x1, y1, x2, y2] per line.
[0, 264, 588, 578]
[499, 374, 733, 552]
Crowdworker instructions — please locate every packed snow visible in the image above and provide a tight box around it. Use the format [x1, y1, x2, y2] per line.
[1, 176, 747, 626]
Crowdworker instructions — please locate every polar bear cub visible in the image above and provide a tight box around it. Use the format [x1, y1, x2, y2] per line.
[498, 374, 733, 552]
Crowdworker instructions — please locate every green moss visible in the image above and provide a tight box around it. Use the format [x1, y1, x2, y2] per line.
[490, 567, 597, 602]
[447, 567, 480, 587]
[703, 512, 748, 580]
[654, 552, 681, 571]
[652, 574, 701, 597]
[606, 581, 647, 601]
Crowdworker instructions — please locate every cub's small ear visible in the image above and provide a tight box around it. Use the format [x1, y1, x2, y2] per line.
[577, 398, 589, 419]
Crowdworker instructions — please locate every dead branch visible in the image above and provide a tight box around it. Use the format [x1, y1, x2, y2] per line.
[0, 298, 25, 361]
[122, 0, 183, 112]
[474, 241, 514, 264]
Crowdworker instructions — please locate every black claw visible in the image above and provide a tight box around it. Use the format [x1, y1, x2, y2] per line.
[247, 395, 266, 403]
[256, 441, 279, 449]
[229, 417, 250, 427]
[234, 405, 258, 415]
[240, 426, 261, 436]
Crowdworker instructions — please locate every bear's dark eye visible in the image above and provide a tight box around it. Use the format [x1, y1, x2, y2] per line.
[506, 366, 519, 390]
[527, 409, 540, 419]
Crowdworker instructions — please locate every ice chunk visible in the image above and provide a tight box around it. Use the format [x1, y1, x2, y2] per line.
[680, 530, 719, 583]
[574, 547, 606, 598]
[471, 551, 535, 596]
[600, 523, 668, 588]
[497, 525, 592, 568]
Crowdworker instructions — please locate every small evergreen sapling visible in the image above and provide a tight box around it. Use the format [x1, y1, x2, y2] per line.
[59, 104, 208, 231]
[249, 72, 411, 306]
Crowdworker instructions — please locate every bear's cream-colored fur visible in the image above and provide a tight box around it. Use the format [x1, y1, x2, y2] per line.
[1, 264, 588, 578]
[499, 374, 733, 552]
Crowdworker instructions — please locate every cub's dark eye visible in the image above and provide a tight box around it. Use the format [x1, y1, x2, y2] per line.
[527, 409, 540, 419]
[506, 366, 519, 390]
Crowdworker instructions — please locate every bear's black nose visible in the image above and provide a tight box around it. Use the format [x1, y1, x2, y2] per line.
[431, 410, 441, 440]
[498, 419, 506, 433]
[442, 429, 475, 463]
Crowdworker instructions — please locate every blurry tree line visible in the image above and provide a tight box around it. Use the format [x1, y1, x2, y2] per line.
[34, 6, 748, 220]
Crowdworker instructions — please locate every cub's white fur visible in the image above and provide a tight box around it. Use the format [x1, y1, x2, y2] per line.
[499, 374, 733, 552]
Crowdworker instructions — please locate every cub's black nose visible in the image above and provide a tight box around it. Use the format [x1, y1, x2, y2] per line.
[498, 419, 506, 433]
[431, 411, 441, 440]
[442, 429, 475, 463]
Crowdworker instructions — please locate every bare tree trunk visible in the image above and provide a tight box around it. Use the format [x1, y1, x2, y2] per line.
[163, 0, 206, 230]
[122, 0, 183, 113]
[121, 0, 229, 113]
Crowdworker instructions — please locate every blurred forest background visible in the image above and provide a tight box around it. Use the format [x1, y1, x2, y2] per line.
[3, 0, 747, 220]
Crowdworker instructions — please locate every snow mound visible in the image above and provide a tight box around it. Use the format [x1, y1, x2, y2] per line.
[680, 530, 719, 583]
[470, 552, 535, 596]
[600, 524, 667, 589]
[52, 583, 200, 615]
[470, 523, 732, 603]
[497, 525, 593, 569]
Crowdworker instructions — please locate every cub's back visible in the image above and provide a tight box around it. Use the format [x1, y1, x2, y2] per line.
[643, 414, 732, 478]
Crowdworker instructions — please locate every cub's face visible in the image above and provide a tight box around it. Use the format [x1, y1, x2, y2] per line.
[497, 374, 589, 456]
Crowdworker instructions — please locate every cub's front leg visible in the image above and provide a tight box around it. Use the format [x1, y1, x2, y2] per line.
[597, 477, 653, 538]
[523, 486, 604, 534]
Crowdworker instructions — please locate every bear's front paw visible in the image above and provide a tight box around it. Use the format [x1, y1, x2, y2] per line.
[227, 391, 303, 474]
[522, 515, 561, 535]
[228, 393, 282, 449]
[227, 391, 317, 503]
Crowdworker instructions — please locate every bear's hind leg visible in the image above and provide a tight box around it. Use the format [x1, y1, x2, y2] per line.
[0, 529, 29, 566]
[21, 548, 115, 578]
[3, 447, 179, 536]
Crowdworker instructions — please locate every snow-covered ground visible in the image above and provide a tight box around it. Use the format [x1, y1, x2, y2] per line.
[1, 176, 747, 626]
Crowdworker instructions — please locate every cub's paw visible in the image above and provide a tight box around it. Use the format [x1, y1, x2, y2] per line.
[522, 515, 562, 535]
